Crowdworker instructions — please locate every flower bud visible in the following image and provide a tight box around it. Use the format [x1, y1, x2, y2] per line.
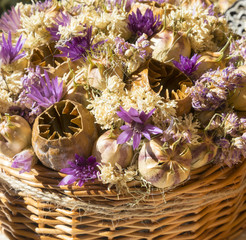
[138, 139, 191, 189]
[11, 148, 38, 173]
[195, 51, 225, 78]
[190, 135, 218, 169]
[88, 58, 124, 91]
[0, 115, 32, 158]
[92, 130, 133, 168]
[150, 29, 191, 63]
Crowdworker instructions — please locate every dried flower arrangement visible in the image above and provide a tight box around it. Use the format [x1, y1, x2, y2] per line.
[0, 0, 245, 192]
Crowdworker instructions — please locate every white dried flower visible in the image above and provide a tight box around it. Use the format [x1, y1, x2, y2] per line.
[98, 163, 137, 190]
[107, 75, 125, 92]
[88, 90, 124, 129]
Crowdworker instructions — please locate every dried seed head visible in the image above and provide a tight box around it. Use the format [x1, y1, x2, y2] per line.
[32, 100, 98, 171]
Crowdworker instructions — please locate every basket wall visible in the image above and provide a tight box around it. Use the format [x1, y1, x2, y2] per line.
[0, 156, 246, 240]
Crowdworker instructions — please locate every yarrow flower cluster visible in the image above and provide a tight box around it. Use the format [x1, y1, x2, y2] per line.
[59, 154, 99, 187]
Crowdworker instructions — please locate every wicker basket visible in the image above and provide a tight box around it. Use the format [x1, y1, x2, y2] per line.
[0, 154, 246, 240]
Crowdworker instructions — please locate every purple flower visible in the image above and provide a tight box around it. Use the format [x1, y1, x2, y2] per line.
[59, 154, 99, 187]
[207, 4, 215, 16]
[0, 6, 21, 33]
[47, 11, 71, 41]
[11, 149, 37, 174]
[27, 70, 63, 108]
[128, 8, 162, 37]
[35, 0, 53, 12]
[188, 65, 245, 111]
[56, 26, 105, 61]
[173, 54, 201, 76]
[8, 106, 32, 124]
[107, 0, 134, 11]
[117, 106, 163, 150]
[0, 32, 26, 65]
[214, 138, 242, 167]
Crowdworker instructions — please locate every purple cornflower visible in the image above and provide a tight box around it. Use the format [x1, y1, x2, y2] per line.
[117, 106, 163, 150]
[173, 54, 201, 77]
[56, 26, 105, 61]
[47, 11, 71, 41]
[0, 32, 26, 65]
[128, 8, 162, 37]
[11, 149, 37, 174]
[59, 154, 99, 187]
[0, 6, 21, 33]
[27, 70, 63, 108]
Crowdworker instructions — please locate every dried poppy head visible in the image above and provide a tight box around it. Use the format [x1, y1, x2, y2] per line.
[32, 100, 98, 171]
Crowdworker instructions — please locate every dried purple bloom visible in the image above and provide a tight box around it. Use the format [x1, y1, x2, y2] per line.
[17, 67, 47, 123]
[8, 106, 32, 124]
[115, 36, 131, 56]
[117, 106, 163, 150]
[229, 37, 246, 65]
[207, 4, 215, 16]
[172, 54, 201, 77]
[189, 66, 245, 111]
[128, 8, 162, 37]
[11, 149, 37, 174]
[59, 154, 99, 187]
[0, 32, 26, 65]
[47, 11, 71, 41]
[107, 0, 134, 11]
[56, 26, 105, 61]
[0, 6, 21, 33]
[27, 70, 63, 108]
[35, 0, 53, 12]
[214, 138, 242, 167]
[205, 111, 246, 167]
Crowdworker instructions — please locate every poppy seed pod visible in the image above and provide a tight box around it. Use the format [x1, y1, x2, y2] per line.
[92, 129, 133, 168]
[138, 139, 191, 189]
[190, 135, 218, 169]
[195, 51, 225, 78]
[0, 115, 32, 158]
[150, 29, 191, 63]
[32, 100, 98, 171]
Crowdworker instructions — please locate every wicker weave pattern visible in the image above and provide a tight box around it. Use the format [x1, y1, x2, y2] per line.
[0, 156, 246, 240]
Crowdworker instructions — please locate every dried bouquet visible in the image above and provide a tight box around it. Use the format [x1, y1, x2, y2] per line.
[0, 0, 245, 192]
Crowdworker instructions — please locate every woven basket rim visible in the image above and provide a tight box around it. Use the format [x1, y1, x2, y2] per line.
[0, 154, 245, 200]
